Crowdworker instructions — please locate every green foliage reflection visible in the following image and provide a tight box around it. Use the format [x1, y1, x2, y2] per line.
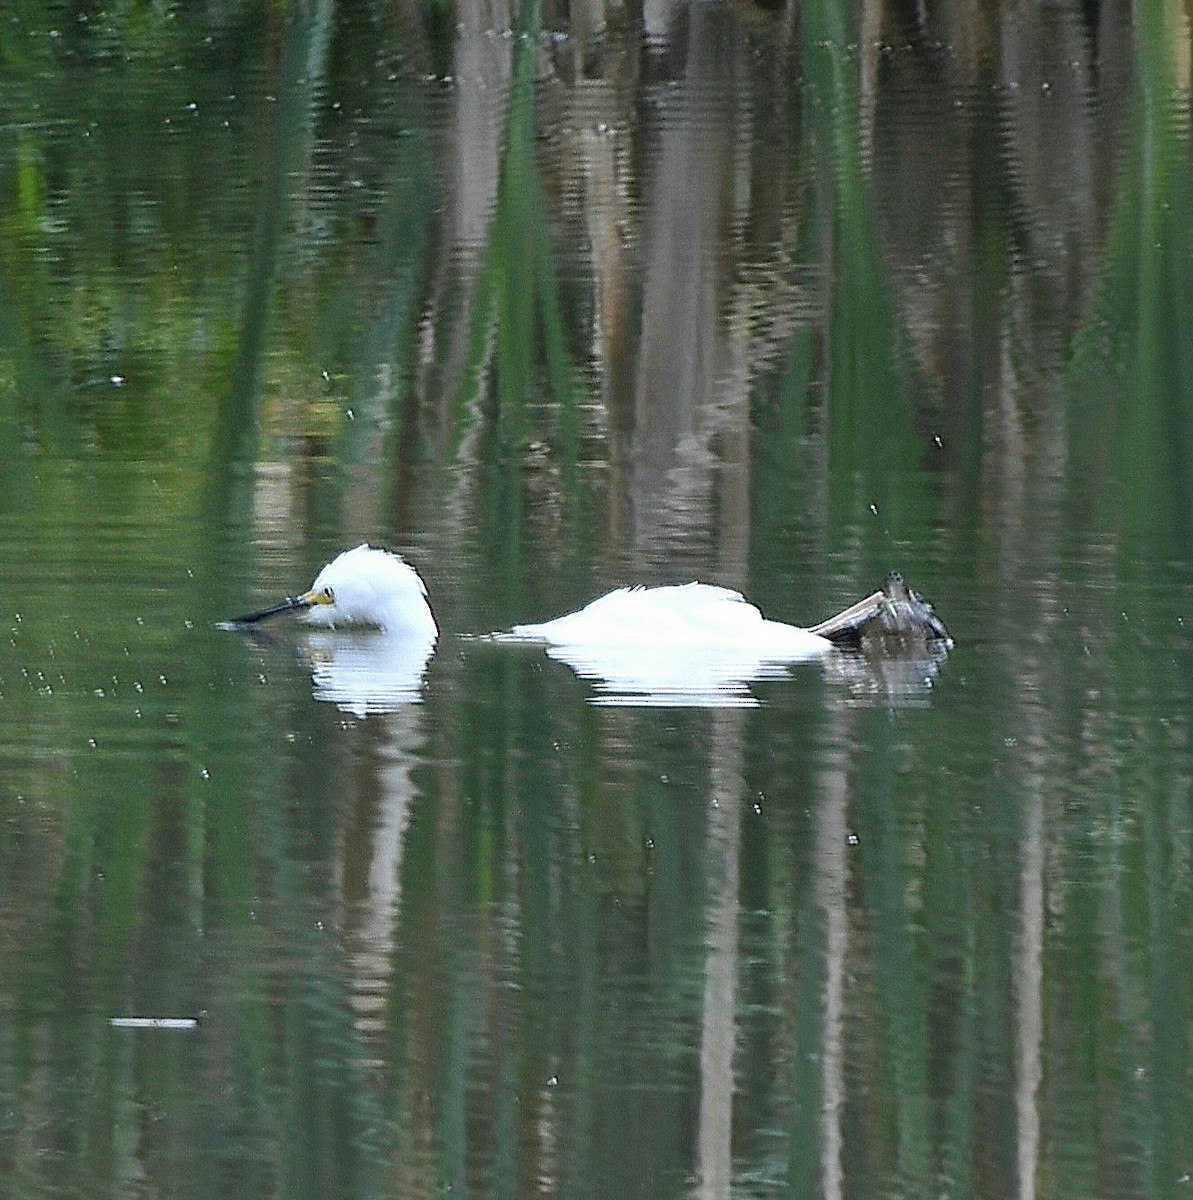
[1067, 0, 1193, 564]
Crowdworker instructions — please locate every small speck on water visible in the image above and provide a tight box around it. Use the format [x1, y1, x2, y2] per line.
[110, 1017, 199, 1031]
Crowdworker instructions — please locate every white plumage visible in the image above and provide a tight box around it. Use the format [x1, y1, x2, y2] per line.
[299, 544, 438, 642]
[509, 582, 830, 657]
[506, 582, 831, 704]
[229, 550, 837, 707]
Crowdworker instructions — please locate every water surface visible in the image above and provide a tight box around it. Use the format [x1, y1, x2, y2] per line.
[3, 2, 1193, 1198]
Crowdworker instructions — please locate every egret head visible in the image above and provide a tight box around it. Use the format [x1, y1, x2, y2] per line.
[300, 544, 436, 639]
[228, 544, 437, 642]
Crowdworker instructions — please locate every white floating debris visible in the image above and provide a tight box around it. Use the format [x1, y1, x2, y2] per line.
[110, 1017, 200, 1031]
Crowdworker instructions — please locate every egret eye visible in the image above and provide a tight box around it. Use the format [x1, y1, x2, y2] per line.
[323, 587, 335, 603]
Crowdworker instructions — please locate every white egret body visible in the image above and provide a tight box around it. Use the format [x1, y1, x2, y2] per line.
[508, 582, 832, 657]
[505, 583, 832, 703]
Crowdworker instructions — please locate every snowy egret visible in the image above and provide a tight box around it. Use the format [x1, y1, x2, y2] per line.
[508, 582, 833, 657]
[506, 586, 828, 706]
[224, 550, 949, 707]
[508, 572, 949, 656]
[502, 572, 950, 705]
[227, 544, 438, 642]
[228, 551, 948, 655]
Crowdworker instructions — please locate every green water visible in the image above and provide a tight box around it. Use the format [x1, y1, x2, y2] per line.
[3, 2, 1193, 1197]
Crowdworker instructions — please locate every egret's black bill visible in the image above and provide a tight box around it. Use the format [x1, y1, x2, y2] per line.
[228, 596, 311, 625]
